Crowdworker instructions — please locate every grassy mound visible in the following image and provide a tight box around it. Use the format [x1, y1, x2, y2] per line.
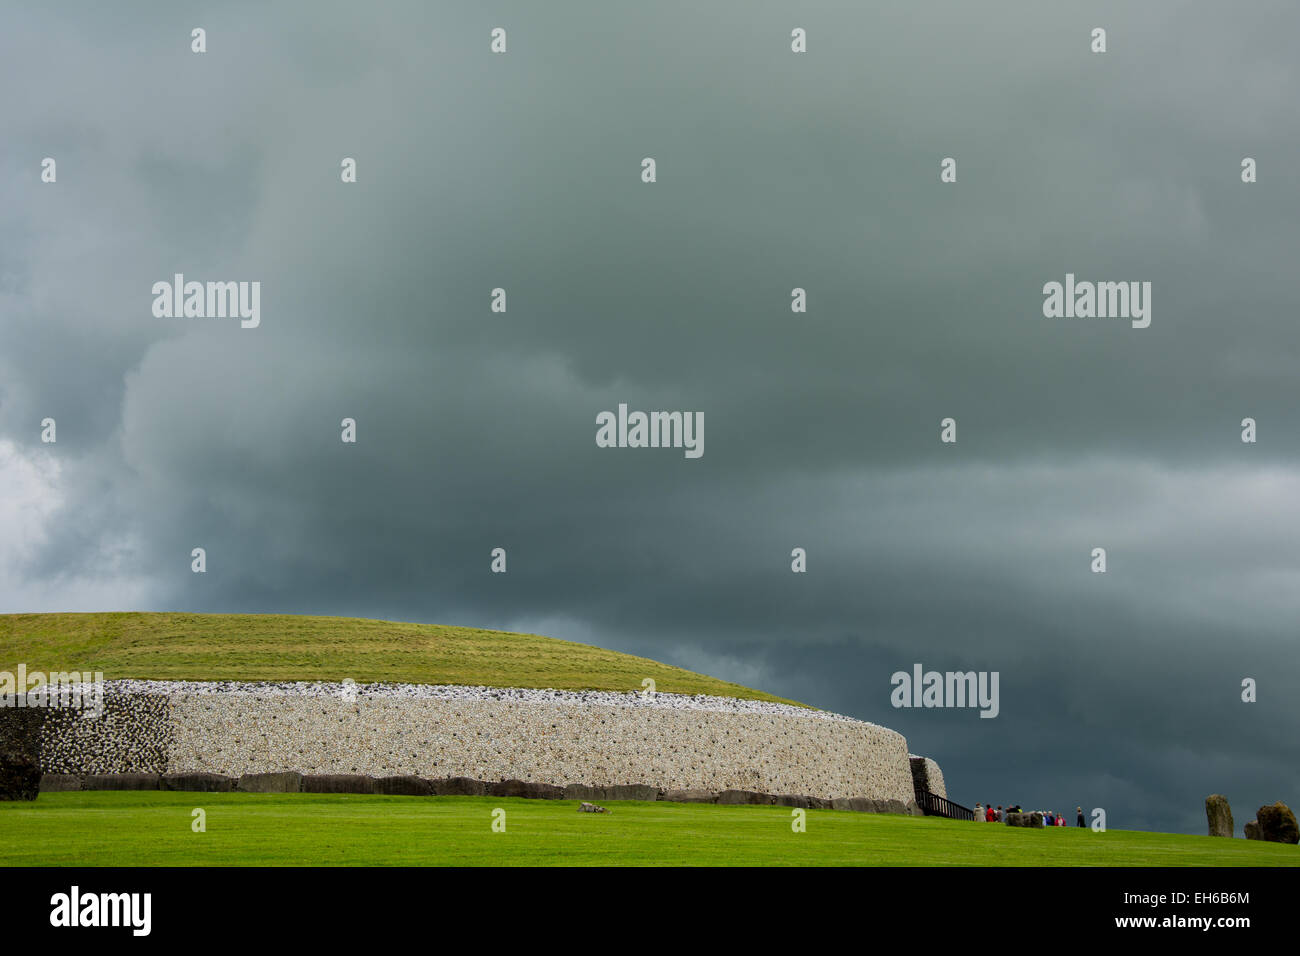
[0, 612, 799, 704]
[3, 792, 1297, 867]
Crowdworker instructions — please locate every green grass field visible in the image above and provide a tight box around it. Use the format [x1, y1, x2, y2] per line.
[0, 612, 799, 703]
[2, 792, 1295, 866]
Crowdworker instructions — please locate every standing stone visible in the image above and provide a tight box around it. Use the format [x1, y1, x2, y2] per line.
[0, 702, 45, 801]
[1244, 820, 1262, 841]
[1205, 794, 1233, 837]
[1255, 802, 1299, 844]
[1005, 811, 1044, 828]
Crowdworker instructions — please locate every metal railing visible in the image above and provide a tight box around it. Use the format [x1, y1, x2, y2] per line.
[916, 789, 974, 821]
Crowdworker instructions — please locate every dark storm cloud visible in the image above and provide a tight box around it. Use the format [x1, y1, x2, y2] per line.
[2, 0, 1298, 833]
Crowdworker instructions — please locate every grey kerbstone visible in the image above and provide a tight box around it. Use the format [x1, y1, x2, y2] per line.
[39, 773, 82, 792]
[605, 784, 659, 801]
[662, 788, 716, 803]
[238, 771, 302, 793]
[489, 779, 564, 800]
[431, 776, 488, 796]
[774, 794, 811, 808]
[717, 789, 770, 805]
[82, 773, 160, 790]
[374, 775, 433, 796]
[302, 773, 375, 794]
[160, 772, 234, 792]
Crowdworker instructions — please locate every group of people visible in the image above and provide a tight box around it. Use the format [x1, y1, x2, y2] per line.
[973, 803, 1085, 827]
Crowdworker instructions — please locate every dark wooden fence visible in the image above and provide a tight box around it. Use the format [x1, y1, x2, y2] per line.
[916, 789, 975, 821]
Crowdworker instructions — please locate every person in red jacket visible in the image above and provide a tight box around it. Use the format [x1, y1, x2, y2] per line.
[985, 804, 995, 822]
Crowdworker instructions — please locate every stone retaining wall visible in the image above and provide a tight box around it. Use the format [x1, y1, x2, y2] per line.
[908, 754, 947, 800]
[34, 683, 937, 807]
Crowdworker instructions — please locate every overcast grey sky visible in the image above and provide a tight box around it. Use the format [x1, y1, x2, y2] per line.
[3, 1, 1298, 834]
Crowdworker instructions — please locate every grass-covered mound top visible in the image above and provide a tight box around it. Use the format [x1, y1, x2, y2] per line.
[0, 612, 802, 705]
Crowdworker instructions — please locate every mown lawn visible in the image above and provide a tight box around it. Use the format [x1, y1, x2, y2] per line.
[2, 793, 1295, 867]
[0, 612, 799, 703]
